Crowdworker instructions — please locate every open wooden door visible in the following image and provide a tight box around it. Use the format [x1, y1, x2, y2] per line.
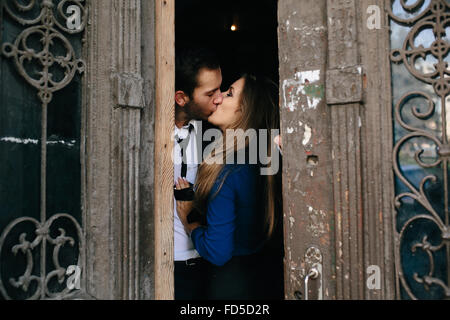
[278, 0, 336, 300]
[279, 0, 449, 300]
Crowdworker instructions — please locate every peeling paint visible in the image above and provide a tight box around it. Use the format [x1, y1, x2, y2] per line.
[298, 120, 313, 150]
[282, 70, 322, 112]
[293, 26, 325, 32]
[306, 205, 328, 238]
[303, 83, 324, 99]
[302, 124, 312, 146]
[294, 189, 307, 197]
[289, 216, 295, 228]
[307, 95, 322, 109]
[287, 127, 295, 134]
[290, 272, 301, 286]
[298, 70, 320, 83]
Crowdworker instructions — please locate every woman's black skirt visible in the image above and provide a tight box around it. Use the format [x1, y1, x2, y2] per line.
[206, 249, 284, 300]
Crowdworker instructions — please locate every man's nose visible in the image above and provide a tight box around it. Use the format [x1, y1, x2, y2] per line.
[213, 92, 224, 105]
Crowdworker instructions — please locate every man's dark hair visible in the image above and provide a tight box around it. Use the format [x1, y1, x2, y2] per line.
[175, 47, 220, 98]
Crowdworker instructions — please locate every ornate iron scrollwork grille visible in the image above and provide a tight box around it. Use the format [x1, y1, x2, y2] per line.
[389, 0, 450, 299]
[0, 0, 87, 300]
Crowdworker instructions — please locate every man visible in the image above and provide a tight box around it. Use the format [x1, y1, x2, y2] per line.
[173, 47, 223, 300]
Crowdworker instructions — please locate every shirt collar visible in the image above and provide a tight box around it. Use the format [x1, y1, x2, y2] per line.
[175, 119, 199, 134]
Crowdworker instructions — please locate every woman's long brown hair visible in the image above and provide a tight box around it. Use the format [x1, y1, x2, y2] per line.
[194, 74, 281, 237]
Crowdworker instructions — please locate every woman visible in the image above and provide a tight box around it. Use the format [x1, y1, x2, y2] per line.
[176, 73, 284, 300]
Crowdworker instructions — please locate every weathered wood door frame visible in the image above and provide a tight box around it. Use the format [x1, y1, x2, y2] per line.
[154, 0, 175, 300]
[278, 0, 397, 300]
[154, 0, 399, 301]
[83, 0, 148, 300]
[84, 0, 447, 301]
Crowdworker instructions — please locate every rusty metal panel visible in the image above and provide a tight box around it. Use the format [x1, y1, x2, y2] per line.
[388, 0, 450, 300]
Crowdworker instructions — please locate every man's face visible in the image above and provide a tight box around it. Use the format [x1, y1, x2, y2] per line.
[185, 67, 223, 121]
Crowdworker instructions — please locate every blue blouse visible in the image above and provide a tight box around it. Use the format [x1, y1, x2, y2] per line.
[190, 164, 267, 266]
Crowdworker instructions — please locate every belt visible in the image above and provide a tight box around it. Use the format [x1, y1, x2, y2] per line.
[175, 257, 204, 267]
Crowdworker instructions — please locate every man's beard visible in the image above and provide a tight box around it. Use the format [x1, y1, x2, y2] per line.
[185, 99, 208, 121]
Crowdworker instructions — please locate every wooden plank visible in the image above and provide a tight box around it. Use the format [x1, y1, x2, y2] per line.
[140, 0, 157, 300]
[326, 0, 366, 299]
[278, 0, 335, 300]
[154, 0, 175, 300]
[358, 0, 396, 299]
[327, 0, 396, 299]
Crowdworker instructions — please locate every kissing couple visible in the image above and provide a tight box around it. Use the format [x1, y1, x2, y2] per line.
[173, 47, 284, 300]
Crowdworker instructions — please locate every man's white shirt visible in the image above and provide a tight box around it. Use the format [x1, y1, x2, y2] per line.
[173, 120, 201, 261]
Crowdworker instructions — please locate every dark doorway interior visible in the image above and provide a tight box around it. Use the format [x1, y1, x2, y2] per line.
[175, 0, 284, 300]
[176, 0, 279, 88]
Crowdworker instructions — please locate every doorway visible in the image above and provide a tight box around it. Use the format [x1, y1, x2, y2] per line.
[176, 0, 279, 88]
[173, 0, 284, 299]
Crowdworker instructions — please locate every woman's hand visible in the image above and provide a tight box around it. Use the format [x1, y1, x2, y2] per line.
[175, 177, 200, 234]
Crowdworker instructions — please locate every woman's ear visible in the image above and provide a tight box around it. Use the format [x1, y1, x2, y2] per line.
[175, 91, 189, 107]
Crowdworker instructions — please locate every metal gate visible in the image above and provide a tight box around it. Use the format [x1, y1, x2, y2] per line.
[0, 0, 86, 300]
[389, 0, 449, 299]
